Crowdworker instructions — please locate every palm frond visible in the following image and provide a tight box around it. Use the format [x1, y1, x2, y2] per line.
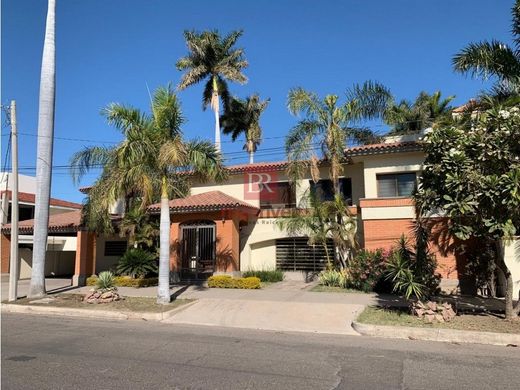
[453, 39, 520, 83]
[69, 146, 114, 185]
[345, 80, 392, 121]
[512, 0, 520, 52]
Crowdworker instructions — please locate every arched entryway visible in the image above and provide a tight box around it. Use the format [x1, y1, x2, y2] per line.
[180, 220, 216, 280]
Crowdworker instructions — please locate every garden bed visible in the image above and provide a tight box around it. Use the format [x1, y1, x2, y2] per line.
[310, 285, 368, 294]
[8, 294, 192, 313]
[357, 306, 520, 334]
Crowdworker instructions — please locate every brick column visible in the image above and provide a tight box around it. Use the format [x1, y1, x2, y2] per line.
[215, 217, 239, 273]
[170, 222, 180, 282]
[1, 233, 10, 273]
[72, 230, 95, 286]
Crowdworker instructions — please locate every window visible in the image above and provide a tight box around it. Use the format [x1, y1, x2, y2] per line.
[104, 241, 127, 257]
[309, 178, 353, 205]
[276, 237, 334, 271]
[259, 182, 296, 209]
[7, 204, 35, 223]
[377, 173, 417, 197]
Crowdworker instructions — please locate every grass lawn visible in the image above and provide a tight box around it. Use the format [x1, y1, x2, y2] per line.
[8, 294, 193, 313]
[357, 306, 520, 334]
[310, 285, 368, 294]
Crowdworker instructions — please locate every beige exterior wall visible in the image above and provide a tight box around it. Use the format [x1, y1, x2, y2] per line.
[240, 218, 287, 271]
[504, 238, 520, 293]
[358, 151, 424, 199]
[362, 206, 415, 220]
[191, 162, 366, 207]
[17, 248, 75, 279]
[95, 234, 128, 274]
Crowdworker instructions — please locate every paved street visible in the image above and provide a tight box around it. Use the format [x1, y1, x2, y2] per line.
[2, 313, 519, 390]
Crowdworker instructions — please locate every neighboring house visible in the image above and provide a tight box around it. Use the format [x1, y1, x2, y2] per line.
[0, 173, 83, 279]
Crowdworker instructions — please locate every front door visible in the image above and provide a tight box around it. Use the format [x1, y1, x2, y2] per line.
[180, 222, 216, 280]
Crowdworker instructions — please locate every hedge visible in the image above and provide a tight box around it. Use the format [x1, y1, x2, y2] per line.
[86, 275, 158, 288]
[207, 275, 261, 289]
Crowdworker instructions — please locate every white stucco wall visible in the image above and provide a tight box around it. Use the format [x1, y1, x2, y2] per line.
[0, 173, 38, 193]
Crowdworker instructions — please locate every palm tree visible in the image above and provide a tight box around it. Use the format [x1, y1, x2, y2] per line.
[29, 0, 56, 298]
[385, 91, 455, 135]
[220, 94, 270, 163]
[118, 207, 158, 250]
[71, 86, 226, 304]
[453, 0, 520, 97]
[285, 81, 391, 194]
[176, 30, 248, 152]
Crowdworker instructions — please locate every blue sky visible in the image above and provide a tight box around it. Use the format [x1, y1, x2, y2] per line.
[1, 0, 511, 202]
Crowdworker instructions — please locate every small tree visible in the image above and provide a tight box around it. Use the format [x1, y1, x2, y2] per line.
[276, 194, 357, 269]
[416, 97, 520, 319]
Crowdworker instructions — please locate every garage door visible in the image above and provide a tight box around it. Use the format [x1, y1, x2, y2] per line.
[275, 237, 334, 271]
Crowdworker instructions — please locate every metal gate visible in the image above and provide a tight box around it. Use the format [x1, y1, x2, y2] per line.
[180, 221, 216, 280]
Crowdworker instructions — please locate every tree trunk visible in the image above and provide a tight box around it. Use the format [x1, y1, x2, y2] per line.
[29, 0, 56, 298]
[494, 240, 519, 319]
[157, 178, 171, 304]
[249, 148, 254, 164]
[211, 77, 221, 153]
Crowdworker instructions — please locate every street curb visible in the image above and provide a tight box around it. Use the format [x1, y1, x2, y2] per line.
[351, 321, 520, 346]
[1, 299, 198, 322]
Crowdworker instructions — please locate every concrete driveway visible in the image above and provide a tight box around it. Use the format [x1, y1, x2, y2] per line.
[1, 274, 73, 300]
[163, 297, 365, 335]
[161, 281, 380, 335]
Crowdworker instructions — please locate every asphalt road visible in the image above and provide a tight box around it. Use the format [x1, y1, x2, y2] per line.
[2, 313, 519, 390]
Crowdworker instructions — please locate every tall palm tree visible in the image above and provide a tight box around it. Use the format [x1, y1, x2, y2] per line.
[29, 0, 56, 298]
[71, 86, 226, 304]
[385, 91, 455, 135]
[285, 81, 391, 194]
[220, 94, 270, 163]
[176, 30, 248, 152]
[453, 0, 520, 97]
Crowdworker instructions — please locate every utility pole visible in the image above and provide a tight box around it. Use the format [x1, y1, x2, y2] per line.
[9, 100, 19, 302]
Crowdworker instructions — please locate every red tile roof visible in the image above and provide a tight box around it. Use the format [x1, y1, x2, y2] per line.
[225, 161, 288, 174]
[452, 99, 479, 113]
[1, 210, 82, 234]
[0, 191, 82, 209]
[147, 191, 259, 214]
[345, 141, 422, 156]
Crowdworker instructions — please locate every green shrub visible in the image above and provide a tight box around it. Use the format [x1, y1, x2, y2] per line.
[242, 269, 284, 282]
[96, 271, 116, 290]
[116, 248, 158, 278]
[87, 275, 158, 288]
[207, 275, 261, 289]
[385, 250, 425, 300]
[318, 269, 347, 288]
[236, 277, 261, 289]
[114, 276, 158, 288]
[86, 275, 98, 286]
[384, 235, 440, 299]
[345, 249, 388, 292]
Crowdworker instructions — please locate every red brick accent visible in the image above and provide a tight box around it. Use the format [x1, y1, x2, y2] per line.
[359, 198, 414, 208]
[1, 234, 10, 273]
[363, 218, 461, 280]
